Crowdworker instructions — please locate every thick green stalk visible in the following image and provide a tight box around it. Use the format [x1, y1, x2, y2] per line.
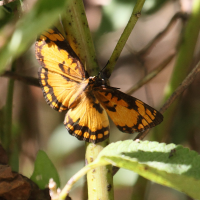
[3, 63, 14, 151]
[4, 79, 14, 152]
[86, 141, 114, 200]
[61, 0, 99, 76]
[154, 0, 200, 141]
[3, 61, 18, 171]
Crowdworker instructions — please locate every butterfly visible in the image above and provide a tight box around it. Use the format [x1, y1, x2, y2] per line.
[35, 28, 163, 143]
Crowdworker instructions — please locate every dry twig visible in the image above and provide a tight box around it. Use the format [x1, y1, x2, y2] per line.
[138, 12, 188, 58]
[135, 60, 200, 140]
[1, 71, 40, 87]
[126, 53, 175, 95]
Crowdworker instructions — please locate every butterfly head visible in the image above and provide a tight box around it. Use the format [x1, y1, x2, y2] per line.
[88, 65, 110, 88]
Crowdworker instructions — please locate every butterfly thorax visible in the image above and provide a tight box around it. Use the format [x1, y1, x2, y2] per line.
[88, 76, 106, 89]
[78, 76, 106, 105]
[67, 76, 103, 109]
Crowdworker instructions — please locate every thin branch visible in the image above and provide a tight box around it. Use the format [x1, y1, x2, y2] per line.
[126, 53, 175, 95]
[135, 59, 200, 141]
[159, 60, 200, 114]
[1, 71, 40, 87]
[138, 12, 188, 58]
[124, 12, 187, 96]
[125, 13, 189, 141]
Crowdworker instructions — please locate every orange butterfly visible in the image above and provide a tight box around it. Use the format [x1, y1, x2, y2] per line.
[35, 28, 163, 143]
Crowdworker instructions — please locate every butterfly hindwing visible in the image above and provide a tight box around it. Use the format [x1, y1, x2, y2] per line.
[94, 87, 163, 133]
[64, 92, 110, 143]
[36, 28, 87, 112]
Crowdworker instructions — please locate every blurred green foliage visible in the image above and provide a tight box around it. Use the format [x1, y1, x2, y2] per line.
[95, 0, 168, 40]
[31, 150, 60, 189]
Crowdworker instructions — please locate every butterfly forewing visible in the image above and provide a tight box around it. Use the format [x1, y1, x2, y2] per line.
[36, 28, 87, 112]
[94, 87, 163, 133]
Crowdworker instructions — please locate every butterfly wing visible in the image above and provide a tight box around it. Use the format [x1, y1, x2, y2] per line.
[64, 92, 110, 143]
[94, 87, 163, 133]
[36, 28, 87, 112]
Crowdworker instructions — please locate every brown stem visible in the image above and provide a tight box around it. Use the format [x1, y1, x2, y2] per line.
[138, 12, 188, 58]
[159, 60, 200, 114]
[135, 59, 200, 141]
[126, 53, 175, 95]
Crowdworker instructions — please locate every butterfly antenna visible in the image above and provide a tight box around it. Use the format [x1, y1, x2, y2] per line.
[98, 65, 107, 77]
[84, 61, 90, 78]
[84, 61, 87, 71]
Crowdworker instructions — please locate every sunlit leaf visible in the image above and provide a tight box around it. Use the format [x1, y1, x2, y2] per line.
[94, 140, 200, 199]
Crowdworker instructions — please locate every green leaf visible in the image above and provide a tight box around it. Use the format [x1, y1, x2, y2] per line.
[30, 150, 60, 189]
[95, 140, 200, 199]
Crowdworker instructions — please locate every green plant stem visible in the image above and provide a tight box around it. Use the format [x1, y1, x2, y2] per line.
[131, 176, 148, 200]
[4, 61, 15, 155]
[154, 0, 200, 142]
[86, 140, 114, 200]
[58, 156, 110, 200]
[104, 0, 146, 78]
[59, 162, 96, 200]
[61, 0, 99, 76]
